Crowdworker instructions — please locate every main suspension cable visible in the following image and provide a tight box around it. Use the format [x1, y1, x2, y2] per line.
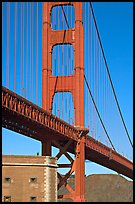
[84, 74, 116, 151]
[14, 2, 17, 93]
[36, 2, 38, 105]
[89, 2, 133, 148]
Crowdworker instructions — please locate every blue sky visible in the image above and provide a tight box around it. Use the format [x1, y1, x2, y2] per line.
[92, 2, 133, 136]
[2, 2, 133, 179]
[85, 2, 133, 179]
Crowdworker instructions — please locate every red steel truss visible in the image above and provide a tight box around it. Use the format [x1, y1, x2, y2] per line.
[2, 2, 133, 202]
[2, 86, 133, 201]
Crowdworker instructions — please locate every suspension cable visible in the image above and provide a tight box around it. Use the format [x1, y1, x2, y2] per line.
[36, 2, 38, 105]
[22, 3, 24, 97]
[89, 2, 133, 148]
[20, 3, 23, 95]
[6, 3, 10, 88]
[61, 5, 70, 29]
[31, 3, 33, 102]
[62, 6, 64, 120]
[14, 2, 17, 93]
[26, 2, 28, 100]
[58, 6, 60, 117]
[84, 75, 116, 151]
[30, 3, 32, 101]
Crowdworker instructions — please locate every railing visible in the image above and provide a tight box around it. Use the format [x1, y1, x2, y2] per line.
[86, 135, 133, 170]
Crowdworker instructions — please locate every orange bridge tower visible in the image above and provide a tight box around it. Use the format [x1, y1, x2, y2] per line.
[42, 2, 88, 201]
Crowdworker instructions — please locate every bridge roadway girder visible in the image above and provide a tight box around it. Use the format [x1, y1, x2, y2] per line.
[2, 86, 133, 181]
[2, 86, 133, 202]
[2, 106, 133, 181]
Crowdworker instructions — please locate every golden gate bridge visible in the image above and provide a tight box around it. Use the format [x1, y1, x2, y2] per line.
[2, 2, 133, 201]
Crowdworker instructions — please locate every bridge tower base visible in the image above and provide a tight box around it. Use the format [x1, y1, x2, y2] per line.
[42, 128, 88, 202]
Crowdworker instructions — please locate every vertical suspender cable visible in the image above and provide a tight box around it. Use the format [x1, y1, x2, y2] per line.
[102, 54, 104, 125]
[92, 16, 94, 137]
[104, 56, 106, 124]
[6, 2, 10, 88]
[89, 2, 133, 147]
[90, 3, 92, 134]
[22, 3, 24, 97]
[69, 5, 72, 124]
[66, 6, 68, 122]
[107, 55, 109, 111]
[67, 6, 69, 123]
[20, 3, 23, 95]
[101, 47, 104, 139]
[105, 61, 106, 117]
[96, 26, 97, 138]
[103, 68, 105, 143]
[61, 5, 69, 122]
[30, 3, 31, 100]
[31, 3, 33, 102]
[68, 6, 70, 123]
[86, 2, 88, 129]
[84, 75, 116, 151]
[14, 3, 17, 93]
[69, 6, 71, 124]
[36, 2, 38, 105]
[96, 32, 98, 138]
[2, 3, 3, 52]
[65, 63, 67, 121]
[103, 51, 105, 125]
[99, 46, 101, 135]
[62, 6, 64, 120]
[95, 26, 97, 139]
[93, 21, 96, 138]
[54, 8, 56, 115]
[89, 3, 92, 131]
[2, 3, 3, 43]
[29, 2, 32, 100]
[57, 6, 60, 117]
[91, 7, 94, 137]
[97, 37, 99, 139]
[88, 3, 90, 130]
[96, 31, 98, 139]
[26, 2, 28, 100]
[87, 2, 89, 132]
[72, 4, 74, 124]
[71, 6, 73, 123]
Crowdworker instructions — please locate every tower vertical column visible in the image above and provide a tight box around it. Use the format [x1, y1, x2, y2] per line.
[42, 2, 86, 201]
[74, 3, 85, 202]
[74, 3, 84, 128]
[42, 3, 52, 157]
[42, 140, 52, 156]
[42, 3, 49, 111]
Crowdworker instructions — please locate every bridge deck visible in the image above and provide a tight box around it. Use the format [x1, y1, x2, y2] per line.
[2, 86, 133, 179]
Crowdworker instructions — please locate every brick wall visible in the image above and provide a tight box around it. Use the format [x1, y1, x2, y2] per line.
[2, 155, 58, 202]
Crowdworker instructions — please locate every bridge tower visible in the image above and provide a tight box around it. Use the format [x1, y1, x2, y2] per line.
[42, 2, 87, 201]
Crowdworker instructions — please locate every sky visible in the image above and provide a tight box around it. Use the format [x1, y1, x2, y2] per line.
[85, 2, 133, 179]
[93, 2, 133, 131]
[2, 2, 133, 180]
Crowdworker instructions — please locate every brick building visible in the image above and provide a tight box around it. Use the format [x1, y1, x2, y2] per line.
[2, 155, 58, 202]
